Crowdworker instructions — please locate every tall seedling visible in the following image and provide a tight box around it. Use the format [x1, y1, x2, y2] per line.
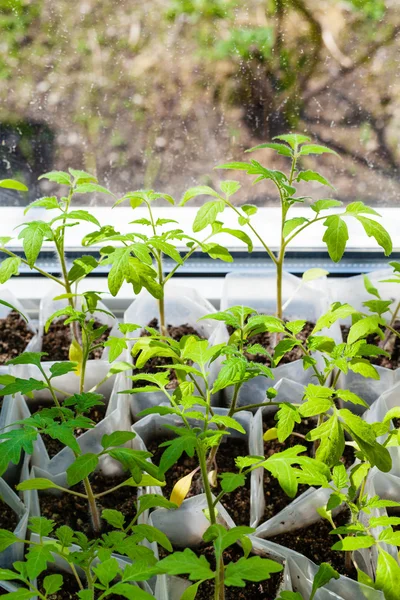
[182, 134, 392, 318]
[0, 170, 113, 345]
[87, 190, 252, 335]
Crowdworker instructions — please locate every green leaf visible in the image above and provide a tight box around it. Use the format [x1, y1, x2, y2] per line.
[66, 453, 99, 486]
[283, 217, 308, 238]
[348, 358, 379, 380]
[335, 389, 368, 408]
[273, 134, 310, 148]
[299, 144, 339, 156]
[0, 178, 28, 191]
[220, 228, 253, 252]
[363, 274, 380, 298]
[0, 529, 18, 552]
[210, 415, 246, 434]
[49, 361, 77, 378]
[312, 303, 358, 333]
[110, 584, 155, 600]
[245, 142, 292, 157]
[151, 239, 182, 264]
[310, 563, 340, 600]
[18, 221, 53, 267]
[17, 478, 60, 491]
[101, 431, 136, 449]
[225, 555, 283, 586]
[52, 210, 100, 228]
[220, 472, 246, 493]
[68, 255, 98, 283]
[262, 445, 307, 498]
[24, 196, 59, 214]
[101, 509, 125, 529]
[157, 548, 215, 580]
[345, 201, 380, 216]
[331, 535, 375, 551]
[296, 170, 334, 189]
[273, 339, 300, 366]
[180, 185, 221, 206]
[211, 357, 247, 394]
[275, 403, 301, 442]
[323, 215, 349, 262]
[311, 199, 342, 213]
[1, 591, 36, 600]
[43, 574, 63, 595]
[306, 415, 345, 467]
[39, 170, 72, 185]
[356, 216, 392, 256]
[179, 581, 203, 600]
[0, 568, 21, 581]
[104, 336, 127, 362]
[347, 315, 384, 344]
[204, 243, 233, 262]
[193, 201, 226, 232]
[302, 268, 329, 282]
[220, 180, 241, 197]
[93, 558, 119, 587]
[215, 161, 250, 170]
[363, 299, 392, 316]
[0, 256, 21, 283]
[26, 544, 55, 579]
[375, 549, 400, 600]
[74, 183, 112, 195]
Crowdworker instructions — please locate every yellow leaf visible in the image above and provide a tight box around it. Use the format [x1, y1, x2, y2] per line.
[170, 469, 197, 507]
[208, 469, 217, 488]
[263, 427, 278, 441]
[69, 339, 83, 376]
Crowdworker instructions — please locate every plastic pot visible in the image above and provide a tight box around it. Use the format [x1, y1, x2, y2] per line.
[11, 287, 121, 401]
[0, 477, 29, 569]
[0, 288, 37, 377]
[124, 284, 224, 417]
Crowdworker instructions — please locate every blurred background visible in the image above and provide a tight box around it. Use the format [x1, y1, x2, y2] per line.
[0, 0, 399, 206]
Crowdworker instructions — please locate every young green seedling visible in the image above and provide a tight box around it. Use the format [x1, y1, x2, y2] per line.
[84, 189, 252, 335]
[182, 134, 392, 319]
[0, 169, 114, 343]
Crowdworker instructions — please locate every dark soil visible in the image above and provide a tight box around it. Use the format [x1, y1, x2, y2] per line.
[148, 436, 251, 526]
[37, 570, 125, 599]
[39, 472, 136, 538]
[341, 322, 400, 370]
[41, 320, 111, 362]
[132, 318, 203, 390]
[160, 543, 282, 599]
[269, 509, 356, 579]
[31, 404, 106, 458]
[0, 310, 34, 364]
[228, 318, 314, 366]
[261, 414, 355, 523]
[0, 500, 18, 532]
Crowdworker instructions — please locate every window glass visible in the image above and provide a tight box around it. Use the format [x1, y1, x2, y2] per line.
[0, 0, 399, 206]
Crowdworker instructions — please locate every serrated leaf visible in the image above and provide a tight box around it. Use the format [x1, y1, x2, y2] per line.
[283, 217, 308, 238]
[66, 453, 98, 486]
[299, 144, 338, 156]
[193, 201, 225, 232]
[157, 548, 214, 580]
[356, 216, 392, 256]
[296, 170, 334, 189]
[323, 215, 349, 263]
[331, 535, 375, 551]
[225, 555, 283, 586]
[0, 256, 21, 283]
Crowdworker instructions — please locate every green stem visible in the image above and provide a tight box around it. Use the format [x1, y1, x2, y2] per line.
[197, 442, 225, 600]
[225, 200, 278, 265]
[70, 563, 84, 591]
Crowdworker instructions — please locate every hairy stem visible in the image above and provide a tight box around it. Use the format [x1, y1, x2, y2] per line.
[198, 442, 225, 600]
